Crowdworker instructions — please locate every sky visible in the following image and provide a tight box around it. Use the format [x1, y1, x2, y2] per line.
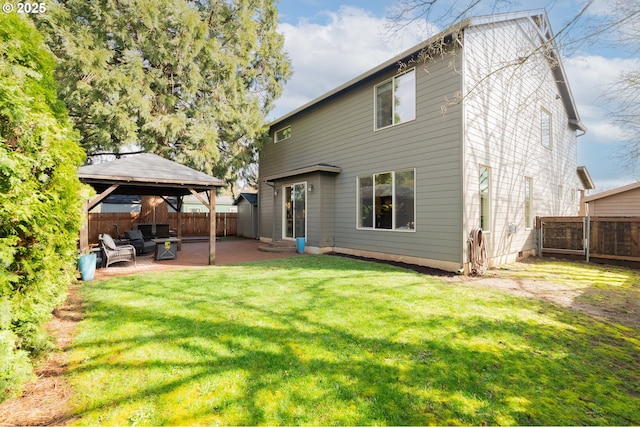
[271, 0, 640, 193]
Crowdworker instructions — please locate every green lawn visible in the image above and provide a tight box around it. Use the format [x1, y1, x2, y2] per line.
[67, 255, 640, 425]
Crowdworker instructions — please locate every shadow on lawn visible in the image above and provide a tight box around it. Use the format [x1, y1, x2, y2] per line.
[68, 258, 640, 425]
[571, 267, 640, 330]
[489, 258, 640, 330]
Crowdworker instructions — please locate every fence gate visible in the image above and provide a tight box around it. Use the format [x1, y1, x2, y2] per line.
[538, 216, 588, 259]
[538, 216, 640, 263]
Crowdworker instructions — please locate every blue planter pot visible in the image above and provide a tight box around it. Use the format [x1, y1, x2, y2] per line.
[296, 237, 306, 254]
[78, 253, 97, 281]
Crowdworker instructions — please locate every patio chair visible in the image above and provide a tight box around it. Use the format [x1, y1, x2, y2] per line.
[99, 233, 136, 268]
[125, 229, 155, 255]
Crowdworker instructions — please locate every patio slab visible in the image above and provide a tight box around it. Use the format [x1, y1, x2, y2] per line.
[93, 238, 301, 279]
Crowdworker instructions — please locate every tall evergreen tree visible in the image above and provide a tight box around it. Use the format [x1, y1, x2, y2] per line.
[0, 12, 85, 401]
[35, 0, 291, 181]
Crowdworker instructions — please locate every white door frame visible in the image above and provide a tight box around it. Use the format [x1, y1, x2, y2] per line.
[282, 181, 307, 241]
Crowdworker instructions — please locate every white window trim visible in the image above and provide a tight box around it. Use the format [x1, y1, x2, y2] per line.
[281, 181, 307, 241]
[356, 169, 416, 232]
[525, 176, 533, 230]
[479, 165, 491, 232]
[274, 125, 291, 143]
[541, 107, 552, 150]
[373, 68, 417, 131]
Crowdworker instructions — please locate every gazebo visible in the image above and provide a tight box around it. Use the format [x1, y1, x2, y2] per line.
[78, 153, 226, 264]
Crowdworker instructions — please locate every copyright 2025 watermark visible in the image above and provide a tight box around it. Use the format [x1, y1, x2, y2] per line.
[2, 2, 47, 14]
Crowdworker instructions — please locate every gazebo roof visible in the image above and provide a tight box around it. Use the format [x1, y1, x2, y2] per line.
[78, 153, 226, 196]
[78, 153, 224, 264]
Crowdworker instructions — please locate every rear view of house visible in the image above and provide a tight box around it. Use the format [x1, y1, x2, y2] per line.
[259, 10, 592, 272]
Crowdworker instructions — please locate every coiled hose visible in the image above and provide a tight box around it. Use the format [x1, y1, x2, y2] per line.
[469, 228, 488, 276]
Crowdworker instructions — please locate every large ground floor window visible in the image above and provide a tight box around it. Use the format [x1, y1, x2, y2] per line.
[358, 169, 415, 231]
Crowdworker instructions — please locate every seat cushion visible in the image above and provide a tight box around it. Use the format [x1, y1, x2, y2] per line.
[125, 230, 145, 241]
[100, 233, 118, 250]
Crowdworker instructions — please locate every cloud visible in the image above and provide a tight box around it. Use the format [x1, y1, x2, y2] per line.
[566, 54, 640, 184]
[270, 4, 639, 187]
[271, 6, 430, 119]
[564, 55, 640, 143]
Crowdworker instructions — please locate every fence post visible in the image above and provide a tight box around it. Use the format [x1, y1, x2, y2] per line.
[536, 216, 543, 257]
[585, 216, 590, 263]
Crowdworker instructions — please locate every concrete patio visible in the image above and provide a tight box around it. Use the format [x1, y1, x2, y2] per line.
[93, 237, 301, 279]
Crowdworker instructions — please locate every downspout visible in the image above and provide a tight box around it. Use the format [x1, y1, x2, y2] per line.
[265, 180, 277, 243]
[459, 29, 468, 274]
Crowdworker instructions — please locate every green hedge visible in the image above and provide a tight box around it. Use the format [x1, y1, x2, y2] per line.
[0, 13, 85, 401]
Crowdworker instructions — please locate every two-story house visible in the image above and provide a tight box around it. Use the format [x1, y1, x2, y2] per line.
[258, 10, 594, 273]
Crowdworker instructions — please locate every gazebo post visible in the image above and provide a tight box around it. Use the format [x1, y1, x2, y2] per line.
[80, 184, 120, 252]
[177, 196, 183, 251]
[188, 188, 216, 265]
[208, 190, 216, 265]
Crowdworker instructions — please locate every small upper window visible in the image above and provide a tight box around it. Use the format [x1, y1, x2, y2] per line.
[525, 177, 533, 229]
[375, 69, 416, 130]
[274, 126, 291, 143]
[480, 166, 491, 231]
[541, 108, 551, 149]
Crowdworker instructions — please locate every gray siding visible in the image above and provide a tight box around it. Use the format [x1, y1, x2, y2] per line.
[237, 200, 258, 239]
[260, 49, 464, 265]
[258, 182, 275, 240]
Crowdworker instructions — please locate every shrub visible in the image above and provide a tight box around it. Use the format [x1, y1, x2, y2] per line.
[0, 13, 85, 401]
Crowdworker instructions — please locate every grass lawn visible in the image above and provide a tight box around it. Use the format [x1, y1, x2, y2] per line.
[67, 255, 640, 425]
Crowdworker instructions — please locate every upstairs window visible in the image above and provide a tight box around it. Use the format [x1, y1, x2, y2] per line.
[541, 108, 551, 149]
[274, 125, 291, 143]
[375, 69, 416, 130]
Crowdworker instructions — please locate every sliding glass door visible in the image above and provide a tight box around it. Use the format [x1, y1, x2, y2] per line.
[283, 183, 306, 240]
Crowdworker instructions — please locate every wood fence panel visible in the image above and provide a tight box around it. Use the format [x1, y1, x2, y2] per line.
[216, 213, 237, 237]
[88, 212, 138, 244]
[590, 217, 640, 261]
[539, 216, 640, 263]
[89, 212, 237, 243]
[169, 212, 211, 236]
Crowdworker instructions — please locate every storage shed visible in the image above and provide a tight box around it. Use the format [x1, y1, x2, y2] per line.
[234, 193, 259, 239]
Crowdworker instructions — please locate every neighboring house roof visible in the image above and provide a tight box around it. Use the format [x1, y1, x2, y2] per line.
[103, 195, 141, 205]
[78, 153, 226, 197]
[269, 9, 585, 133]
[234, 193, 258, 206]
[577, 166, 596, 190]
[583, 181, 640, 203]
[180, 194, 234, 206]
[217, 196, 236, 206]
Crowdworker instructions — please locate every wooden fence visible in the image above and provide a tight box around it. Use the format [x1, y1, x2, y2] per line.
[538, 216, 640, 262]
[88, 212, 237, 244]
